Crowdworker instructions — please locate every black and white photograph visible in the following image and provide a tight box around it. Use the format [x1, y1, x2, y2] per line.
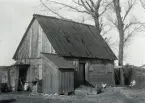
[0, 0, 145, 103]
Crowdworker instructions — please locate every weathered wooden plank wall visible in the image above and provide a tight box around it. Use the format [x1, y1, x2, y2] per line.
[15, 19, 56, 60]
[58, 69, 74, 94]
[30, 20, 39, 58]
[65, 59, 79, 87]
[15, 19, 39, 60]
[42, 56, 74, 94]
[16, 28, 30, 60]
[88, 62, 115, 87]
[8, 66, 19, 91]
[13, 18, 59, 92]
[42, 56, 59, 94]
[65, 58, 114, 87]
[0, 69, 8, 84]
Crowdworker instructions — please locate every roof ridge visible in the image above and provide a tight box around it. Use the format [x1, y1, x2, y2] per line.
[33, 14, 96, 28]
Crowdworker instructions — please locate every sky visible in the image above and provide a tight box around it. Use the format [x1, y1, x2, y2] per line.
[0, 0, 145, 66]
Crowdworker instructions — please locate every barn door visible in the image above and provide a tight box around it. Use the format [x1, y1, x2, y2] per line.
[79, 63, 85, 85]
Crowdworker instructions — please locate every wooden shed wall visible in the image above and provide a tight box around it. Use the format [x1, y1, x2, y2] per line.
[25, 59, 42, 89]
[66, 59, 79, 87]
[15, 19, 39, 60]
[58, 69, 74, 94]
[0, 70, 8, 84]
[15, 19, 56, 60]
[8, 66, 19, 91]
[16, 27, 30, 60]
[42, 57, 59, 93]
[65, 58, 114, 87]
[13, 58, 43, 90]
[87, 63, 115, 87]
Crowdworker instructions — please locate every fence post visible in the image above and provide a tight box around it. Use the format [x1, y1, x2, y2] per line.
[120, 68, 125, 86]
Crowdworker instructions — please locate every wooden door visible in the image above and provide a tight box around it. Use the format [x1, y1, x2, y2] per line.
[79, 63, 85, 84]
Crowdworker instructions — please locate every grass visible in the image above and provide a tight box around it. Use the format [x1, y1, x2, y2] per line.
[0, 87, 145, 103]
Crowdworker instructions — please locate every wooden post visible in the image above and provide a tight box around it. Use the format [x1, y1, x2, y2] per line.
[7, 68, 11, 91]
[120, 68, 125, 86]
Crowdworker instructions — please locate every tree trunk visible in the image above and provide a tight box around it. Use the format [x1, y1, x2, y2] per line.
[93, 16, 101, 35]
[118, 35, 124, 66]
[113, 0, 124, 66]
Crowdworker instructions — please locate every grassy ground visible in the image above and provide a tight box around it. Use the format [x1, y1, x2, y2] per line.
[0, 87, 144, 103]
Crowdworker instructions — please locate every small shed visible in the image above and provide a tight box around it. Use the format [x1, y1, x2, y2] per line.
[42, 53, 75, 94]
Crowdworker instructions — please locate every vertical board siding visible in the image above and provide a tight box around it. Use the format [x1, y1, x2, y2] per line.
[15, 58, 43, 90]
[31, 20, 39, 58]
[0, 70, 8, 83]
[15, 19, 56, 60]
[42, 56, 74, 94]
[16, 28, 30, 60]
[42, 57, 59, 94]
[65, 58, 114, 87]
[9, 66, 19, 91]
[58, 69, 74, 94]
[16, 20, 39, 60]
[65, 58, 79, 87]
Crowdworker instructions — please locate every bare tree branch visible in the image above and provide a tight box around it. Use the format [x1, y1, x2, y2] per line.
[40, 0, 69, 20]
[106, 13, 118, 27]
[46, 0, 90, 14]
[123, 0, 136, 22]
[72, 0, 83, 6]
[99, 1, 113, 16]
[140, 0, 145, 9]
[86, 0, 95, 12]
[102, 27, 112, 36]
[95, 0, 102, 11]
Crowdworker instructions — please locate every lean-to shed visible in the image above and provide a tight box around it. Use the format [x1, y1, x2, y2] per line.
[42, 53, 75, 94]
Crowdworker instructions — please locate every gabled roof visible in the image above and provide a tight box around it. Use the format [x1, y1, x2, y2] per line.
[34, 14, 117, 60]
[41, 53, 75, 69]
[13, 14, 117, 60]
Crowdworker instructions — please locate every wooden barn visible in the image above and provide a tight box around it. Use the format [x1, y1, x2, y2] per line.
[12, 14, 117, 94]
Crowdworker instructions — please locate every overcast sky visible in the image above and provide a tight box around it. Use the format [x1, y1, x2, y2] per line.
[0, 0, 145, 66]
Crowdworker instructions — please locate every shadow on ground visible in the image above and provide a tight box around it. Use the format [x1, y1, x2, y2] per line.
[0, 99, 16, 103]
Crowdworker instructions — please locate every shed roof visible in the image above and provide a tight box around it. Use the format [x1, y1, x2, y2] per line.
[42, 53, 75, 69]
[34, 14, 117, 60]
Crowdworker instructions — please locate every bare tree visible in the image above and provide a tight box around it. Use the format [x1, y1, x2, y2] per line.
[107, 0, 144, 66]
[140, 0, 145, 9]
[40, 0, 144, 66]
[40, 0, 113, 44]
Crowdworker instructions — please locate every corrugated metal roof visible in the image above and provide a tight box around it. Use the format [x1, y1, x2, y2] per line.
[34, 14, 117, 60]
[42, 53, 75, 69]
